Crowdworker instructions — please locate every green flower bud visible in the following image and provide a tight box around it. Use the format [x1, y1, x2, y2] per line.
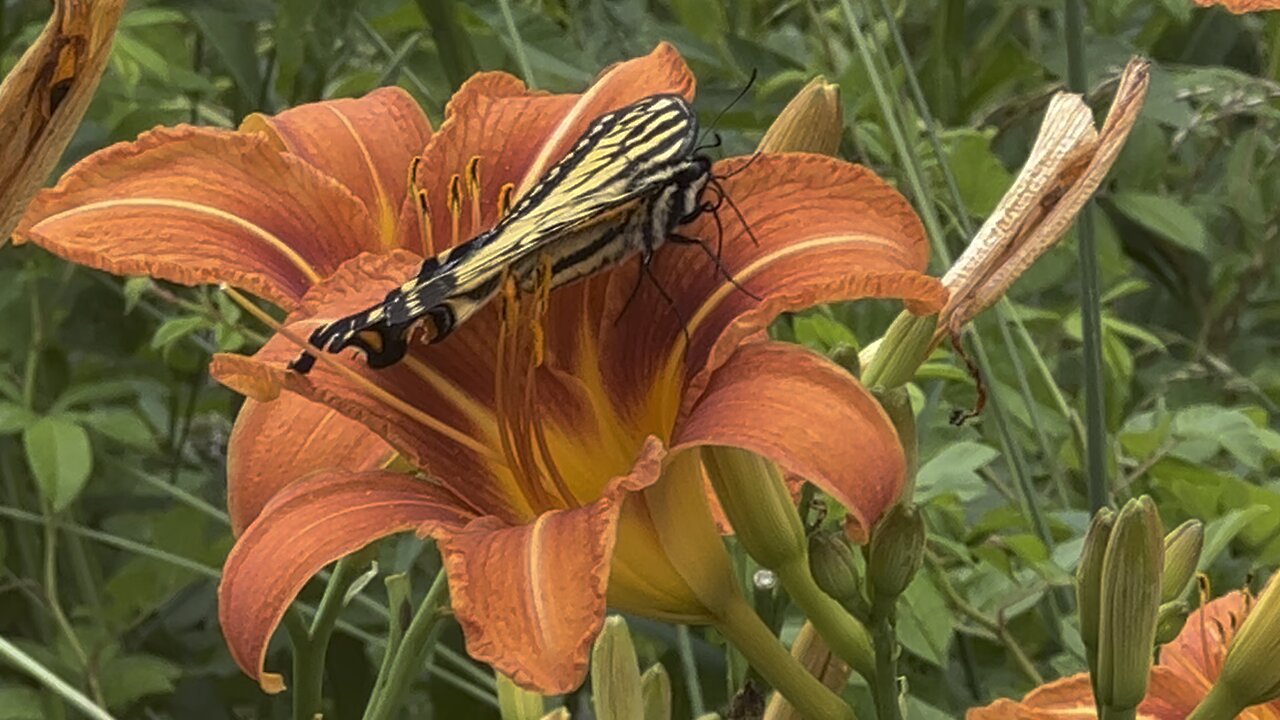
[498, 672, 545, 720]
[1155, 600, 1190, 645]
[640, 664, 671, 720]
[1211, 574, 1280, 710]
[1095, 496, 1164, 713]
[1077, 506, 1116, 679]
[859, 313, 939, 390]
[701, 446, 806, 571]
[592, 616, 643, 720]
[867, 503, 926, 601]
[1161, 519, 1204, 603]
[873, 386, 918, 497]
[808, 531, 869, 619]
[757, 76, 843, 155]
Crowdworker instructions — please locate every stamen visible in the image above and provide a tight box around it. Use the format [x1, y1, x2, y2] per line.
[497, 182, 516, 219]
[219, 285, 503, 465]
[406, 156, 422, 196]
[416, 190, 435, 257]
[494, 275, 556, 512]
[447, 174, 463, 248]
[465, 156, 483, 235]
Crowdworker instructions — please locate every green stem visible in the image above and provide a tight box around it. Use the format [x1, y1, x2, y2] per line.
[1186, 684, 1247, 720]
[364, 571, 451, 720]
[714, 597, 857, 720]
[676, 625, 707, 717]
[1099, 707, 1138, 720]
[0, 634, 117, 720]
[290, 554, 366, 720]
[775, 558, 876, 683]
[869, 601, 902, 720]
[1064, 0, 1110, 512]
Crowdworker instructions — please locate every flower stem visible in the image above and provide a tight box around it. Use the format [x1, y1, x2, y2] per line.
[869, 600, 902, 720]
[1099, 707, 1138, 720]
[363, 570, 450, 720]
[775, 557, 876, 683]
[714, 596, 857, 720]
[1186, 685, 1248, 720]
[288, 553, 366, 720]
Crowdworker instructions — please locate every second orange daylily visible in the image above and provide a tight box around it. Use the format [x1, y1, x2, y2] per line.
[16, 44, 945, 693]
[968, 590, 1280, 719]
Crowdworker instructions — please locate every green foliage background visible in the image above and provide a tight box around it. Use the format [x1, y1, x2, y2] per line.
[1, 0, 1277, 717]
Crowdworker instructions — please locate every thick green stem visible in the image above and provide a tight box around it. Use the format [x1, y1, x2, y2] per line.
[1099, 707, 1138, 720]
[775, 558, 876, 683]
[289, 554, 366, 720]
[1186, 685, 1248, 720]
[714, 597, 857, 720]
[869, 602, 902, 720]
[364, 571, 450, 720]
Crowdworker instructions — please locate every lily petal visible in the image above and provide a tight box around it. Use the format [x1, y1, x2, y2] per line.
[226, 395, 396, 534]
[1158, 591, 1248, 695]
[671, 341, 904, 539]
[1195, 0, 1280, 11]
[241, 87, 432, 251]
[598, 153, 945, 425]
[402, 72, 578, 255]
[965, 668, 1202, 719]
[16, 127, 381, 309]
[439, 437, 665, 693]
[209, 251, 524, 521]
[219, 470, 473, 692]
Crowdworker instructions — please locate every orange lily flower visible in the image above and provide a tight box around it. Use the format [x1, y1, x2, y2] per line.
[968, 590, 1280, 719]
[15, 44, 945, 692]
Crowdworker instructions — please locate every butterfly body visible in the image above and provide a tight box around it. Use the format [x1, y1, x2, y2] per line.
[290, 94, 710, 373]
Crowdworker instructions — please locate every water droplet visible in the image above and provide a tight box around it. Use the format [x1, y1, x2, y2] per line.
[753, 569, 777, 590]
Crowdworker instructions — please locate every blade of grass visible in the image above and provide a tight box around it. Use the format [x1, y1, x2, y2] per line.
[1064, 0, 1110, 512]
[0, 634, 118, 720]
[676, 624, 706, 717]
[495, 0, 536, 88]
[354, 13, 437, 106]
[414, 0, 479, 90]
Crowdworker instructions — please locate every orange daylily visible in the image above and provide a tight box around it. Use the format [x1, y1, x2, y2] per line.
[968, 591, 1280, 719]
[15, 43, 945, 693]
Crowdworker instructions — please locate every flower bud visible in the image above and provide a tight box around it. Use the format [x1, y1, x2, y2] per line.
[498, 673, 545, 720]
[809, 531, 868, 619]
[873, 387, 917, 496]
[702, 446, 806, 571]
[591, 616, 643, 720]
[1213, 574, 1280, 707]
[1161, 519, 1204, 603]
[867, 503, 925, 601]
[858, 313, 938, 390]
[640, 664, 671, 720]
[1095, 496, 1164, 713]
[1155, 600, 1190, 645]
[757, 76, 843, 155]
[1077, 506, 1116, 679]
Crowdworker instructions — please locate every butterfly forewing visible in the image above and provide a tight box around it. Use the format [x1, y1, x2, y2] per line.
[289, 94, 710, 373]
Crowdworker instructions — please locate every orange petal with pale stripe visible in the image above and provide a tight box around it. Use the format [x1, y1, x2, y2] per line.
[226, 395, 396, 534]
[596, 153, 945, 425]
[965, 668, 1203, 719]
[209, 250, 528, 523]
[1195, 0, 1280, 11]
[439, 438, 665, 693]
[219, 470, 473, 692]
[15, 127, 381, 309]
[241, 87, 432, 251]
[672, 341, 905, 540]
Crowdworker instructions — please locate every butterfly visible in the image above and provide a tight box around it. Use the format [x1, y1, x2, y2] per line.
[289, 93, 718, 374]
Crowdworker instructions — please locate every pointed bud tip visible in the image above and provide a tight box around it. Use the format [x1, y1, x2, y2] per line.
[757, 76, 844, 155]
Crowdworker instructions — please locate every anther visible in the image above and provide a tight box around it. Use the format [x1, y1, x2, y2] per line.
[497, 182, 515, 218]
[406, 156, 422, 195]
[465, 156, 483, 235]
[416, 189, 435, 257]
[447, 174, 463, 247]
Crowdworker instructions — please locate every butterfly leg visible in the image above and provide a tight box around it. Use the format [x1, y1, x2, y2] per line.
[668, 233, 761, 301]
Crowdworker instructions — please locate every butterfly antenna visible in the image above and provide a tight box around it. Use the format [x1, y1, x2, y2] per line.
[696, 68, 759, 148]
[715, 150, 764, 181]
[710, 178, 762, 247]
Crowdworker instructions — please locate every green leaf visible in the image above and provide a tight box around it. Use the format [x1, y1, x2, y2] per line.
[1111, 192, 1209, 254]
[99, 654, 181, 710]
[916, 442, 998, 502]
[122, 277, 151, 314]
[0, 687, 44, 720]
[150, 316, 207, 353]
[79, 409, 155, 449]
[0, 403, 36, 435]
[23, 416, 93, 512]
[944, 129, 1013, 217]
